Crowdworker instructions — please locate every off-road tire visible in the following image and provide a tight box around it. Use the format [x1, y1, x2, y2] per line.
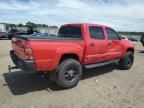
[55, 59, 82, 88]
[118, 51, 134, 70]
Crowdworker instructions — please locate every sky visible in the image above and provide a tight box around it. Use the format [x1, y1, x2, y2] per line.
[0, 0, 144, 32]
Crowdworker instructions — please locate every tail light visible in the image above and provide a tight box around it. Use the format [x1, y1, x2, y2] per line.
[24, 42, 34, 60]
[12, 38, 34, 60]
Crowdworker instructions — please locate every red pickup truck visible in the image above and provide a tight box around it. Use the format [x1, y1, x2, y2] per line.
[10, 23, 134, 88]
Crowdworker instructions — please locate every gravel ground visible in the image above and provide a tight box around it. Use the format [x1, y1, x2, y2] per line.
[0, 40, 144, 108]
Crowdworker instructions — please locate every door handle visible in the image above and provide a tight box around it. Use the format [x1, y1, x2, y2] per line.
[89, 43, 95, 46]
[108, 42, 112, 45]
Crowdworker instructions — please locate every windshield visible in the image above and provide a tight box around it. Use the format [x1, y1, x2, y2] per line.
[58, 26, 82, 39]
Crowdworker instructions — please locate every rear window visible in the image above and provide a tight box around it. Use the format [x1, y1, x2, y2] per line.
[58, 26, 82, 39]
[89, 26, 105, 40]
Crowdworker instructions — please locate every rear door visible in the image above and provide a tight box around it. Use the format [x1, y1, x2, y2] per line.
[85, 26, 108, 64]
[105, 28, 123, 60]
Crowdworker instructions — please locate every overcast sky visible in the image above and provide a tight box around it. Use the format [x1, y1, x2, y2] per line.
[0, 0, 144, 32]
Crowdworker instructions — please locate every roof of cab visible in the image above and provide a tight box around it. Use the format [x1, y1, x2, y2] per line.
[62, 23, 112, 28]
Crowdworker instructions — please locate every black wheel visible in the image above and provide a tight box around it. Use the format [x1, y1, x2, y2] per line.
[118, 51, 134, 70]
[55, 59, 82, 88]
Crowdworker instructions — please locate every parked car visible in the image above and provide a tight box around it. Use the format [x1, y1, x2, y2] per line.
[120, 35, 128, 40]
[0, 32, 7, 39]
[128, 37, 138, 42]
[7, 30, 27, 39]
[10, 23, 134, 88]
[140, 34, 144, 46]
[7, 27, 39, 39]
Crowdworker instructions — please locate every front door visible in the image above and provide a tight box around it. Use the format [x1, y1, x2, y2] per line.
[105, 28, 123, 60]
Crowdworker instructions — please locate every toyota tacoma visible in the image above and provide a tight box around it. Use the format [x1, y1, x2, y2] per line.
[10, 23, 134, 88]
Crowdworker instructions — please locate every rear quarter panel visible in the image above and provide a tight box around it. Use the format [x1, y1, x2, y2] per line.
[29, 40, 85, 72]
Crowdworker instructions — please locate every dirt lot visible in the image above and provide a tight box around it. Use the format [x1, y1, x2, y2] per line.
[0, 40, 144, 108]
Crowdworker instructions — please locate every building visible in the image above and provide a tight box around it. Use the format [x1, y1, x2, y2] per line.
[17, 26, 59, 35]
[0, 23, 6, 32]
[0, 22, 59, 35]
[48, 26, 59, 35]
[37, 26, 59, 35]
[17, 27, 28, 31]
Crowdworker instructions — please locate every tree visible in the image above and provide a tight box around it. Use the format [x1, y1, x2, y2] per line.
[17, 23, 23, 27]
[25, 21, 36, 28]
[5, 23, 16, 30]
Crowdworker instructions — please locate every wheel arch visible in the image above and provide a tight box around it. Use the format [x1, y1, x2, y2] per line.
[126, 48, 134, 53]
[59, 53, 80, 64]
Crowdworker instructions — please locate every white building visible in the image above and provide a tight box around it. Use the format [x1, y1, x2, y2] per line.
[0, 23, 6, 32]
[37, 26, 59, 35]
[17, 26, 59, 35]
[17, 27, 28, 31]
[48, 26, 59, 35]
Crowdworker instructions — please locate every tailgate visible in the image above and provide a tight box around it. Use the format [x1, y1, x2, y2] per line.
[11, 37, 28, 60]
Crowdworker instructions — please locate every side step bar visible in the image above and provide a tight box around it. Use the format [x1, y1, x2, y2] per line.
[84, 59, 120, 69]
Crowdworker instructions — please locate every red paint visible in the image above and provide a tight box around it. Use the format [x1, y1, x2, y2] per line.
[11, 23, 134, 72]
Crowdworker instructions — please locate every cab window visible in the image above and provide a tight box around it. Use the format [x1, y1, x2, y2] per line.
[89, 26, 105, 40]
[58, 26, 82, 39]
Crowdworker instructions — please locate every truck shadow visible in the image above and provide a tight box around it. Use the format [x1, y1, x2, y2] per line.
[3, 72, 60, 95]
[3, 64, 117, 95]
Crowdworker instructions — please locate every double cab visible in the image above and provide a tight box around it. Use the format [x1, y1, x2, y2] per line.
[10, 23, 134, 88]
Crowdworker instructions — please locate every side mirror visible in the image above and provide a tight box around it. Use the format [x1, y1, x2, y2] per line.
[120, 35, 128, 40]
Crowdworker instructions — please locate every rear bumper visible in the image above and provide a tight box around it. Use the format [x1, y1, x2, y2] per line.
[10, 50, 36, 73]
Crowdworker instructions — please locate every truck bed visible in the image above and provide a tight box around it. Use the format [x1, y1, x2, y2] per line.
[13, 33, 82, 41]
